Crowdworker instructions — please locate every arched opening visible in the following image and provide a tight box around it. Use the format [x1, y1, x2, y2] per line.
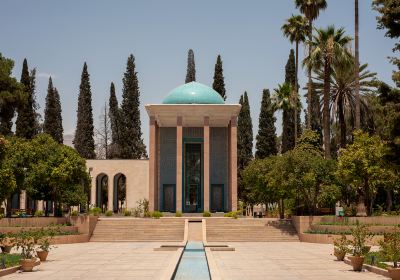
[96, 173, 108, 212]
[113, 173, 126, 213]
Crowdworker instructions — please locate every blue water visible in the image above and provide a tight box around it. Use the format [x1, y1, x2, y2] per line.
[173, 241, 211, 280]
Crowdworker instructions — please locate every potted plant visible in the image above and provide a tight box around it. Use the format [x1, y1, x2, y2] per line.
[379, 226, 400, 280]
[0, 234, 15, 254]
[36, 236, 52, 262]
[15, 231, 38, 272]
[348, 221, 371, 271]
[333, 234, 350, 261]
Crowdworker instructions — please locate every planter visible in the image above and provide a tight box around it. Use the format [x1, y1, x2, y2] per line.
[20, 258, 37, 272]
[348, 256, 365, 271]
[388, 267, 400, 280]
[1, 245, 12, 253]
[334, 249, 346, 261]
[36, 250, 49, 262]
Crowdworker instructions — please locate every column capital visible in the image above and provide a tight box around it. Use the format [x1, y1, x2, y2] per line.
[177, 116, 183, 126]
[150, 116, 156, 125]
[230, 116, 237, 126]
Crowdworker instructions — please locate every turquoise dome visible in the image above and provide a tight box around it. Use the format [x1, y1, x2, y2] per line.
[163, 82, 225, 104]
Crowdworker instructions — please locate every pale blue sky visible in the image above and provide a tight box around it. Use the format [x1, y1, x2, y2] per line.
[1, 0, 397, 150]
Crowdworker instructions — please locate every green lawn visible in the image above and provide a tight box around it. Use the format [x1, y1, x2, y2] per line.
[0, 253, 21, 269]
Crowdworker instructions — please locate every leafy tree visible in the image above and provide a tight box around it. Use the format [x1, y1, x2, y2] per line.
[237, 92, 253, 201]
[295, 0, 327, 128]
[255, 89, 277, 158]
[185, 49, 196, 83]
[108, 82, 122, 158]
[313, 57, 377, 148]
[120, 54, 147, 159]
[337, 130, 398, 216]
[212, 55, 226, 101]
[0, 136, 16, 209]
[44, 77, 63, 144]
[16, 59, 37, 139]
[373, 0, 400, 86]
[74, 62, 95, 159]
[304, 26, 352, 159]
[0, 54, 25, 136]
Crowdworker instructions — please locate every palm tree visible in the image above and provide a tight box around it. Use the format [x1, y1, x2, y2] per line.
[295, 0, 327, 129]
[355, 0, 360, 129]
[303, 26, 352, 159]
[313, 58, 377, 148]
[282, 15, 309, 141]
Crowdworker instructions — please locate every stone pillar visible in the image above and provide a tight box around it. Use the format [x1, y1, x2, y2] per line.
[203, 116, 210, 211]
[108, 175, 113, 212]
[37, 200, 44, 211]
[149, 116, 157, 212]
[176, 116, 183, 212]
[229, 117, 238, 211]
[20, 190, 26, 209]
[91, 175, 96, 207]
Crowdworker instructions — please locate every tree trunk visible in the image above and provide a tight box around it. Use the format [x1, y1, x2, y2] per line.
[307, 19, 313, 129]
[6, 197, 11, 218]
[338, 94, 347, 148]
[386, 189, 393, 212]
[323, 61, 331, 159]
[279, 199, 285, 219]
[355, 0, 361, 129]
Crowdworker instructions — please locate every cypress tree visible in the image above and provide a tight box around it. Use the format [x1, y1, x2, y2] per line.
[255, 89, 277, 158]
[108, 82, 122, 158]
[212, 55, 226, 101]
[282, 50, 296, 153]
[73, 62, 95, 159]
[185, 49, 196, 83]
[237, 92, 253, 200]
[120, 54, 147, 159]
[44, 78, 63, 144]
[16, 59, 36, 139]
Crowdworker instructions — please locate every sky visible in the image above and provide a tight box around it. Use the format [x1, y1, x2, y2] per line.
[0, 0, 397, 151]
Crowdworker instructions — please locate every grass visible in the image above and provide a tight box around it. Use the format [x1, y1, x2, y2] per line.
[0, 253, 21, 269]
[365, 251, 389, 270]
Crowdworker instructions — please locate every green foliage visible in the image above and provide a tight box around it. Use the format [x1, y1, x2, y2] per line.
[255, 89, 277, 158]
[108, 82, 122, 158]
[123, 209, 132, 216]
[175, 211, 182, 217]
[44, 77, 63, 144]
[105, 210, 113, 217]
[349, 221, 372, 257]
[120, 55, 147, 159]
[337, 130, 398, 215]
[89, 207, 102, 216]
[151, 211, 163, 219]
[237, 92, 253, 201]
[224, 211, 241, 219]
[185, 49, 196, 83]
[14, 231, 37, 259]
[70, 210, 79, 217]
[74, 62, 95, 159]
[16, 59, 37, 140]
[379, 226, 400, 268]
[333, 234, 351, 254]
[212, 55, 226, 100]
[34, 210, 43, 217]
[202, 211, 211, 217]
[0, 254, 21, 269]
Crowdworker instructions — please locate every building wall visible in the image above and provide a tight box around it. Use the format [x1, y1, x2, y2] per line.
[210, 127, 228, 210]
[86, 160, 149, 209]
[159, 127, 177, 210]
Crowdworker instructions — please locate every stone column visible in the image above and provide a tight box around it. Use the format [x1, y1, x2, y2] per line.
[203, 116, 210, 211]
[108, 175, 113, 212]
[37, 200, 44, 211]
[176, 116, 183, 212]
[20, 190, 26, 209]
[149, 116, 157, 212]
[229, 117, 238, 211]
[91, 175, 96, 207]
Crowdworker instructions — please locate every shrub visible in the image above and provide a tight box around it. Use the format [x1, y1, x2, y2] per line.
[89, 207, 102, 216]
[203, 211, 211, 217]
[132, 207, 142, 217]
[144, 211, 151, 218]
[379, 226, 400, 268]
[14, 231, 36, 259]
[349, 221, 372, 256]
[123, 209, 132, 216]
[105, 210, 113, 217]
[175, 211, 182, 217]
[34, 210, 44, 217]
[151, 211, 163, 219]
[333, 234, 350, 255]
[224, 211, 241, 219]
[70, 210, 79, 217]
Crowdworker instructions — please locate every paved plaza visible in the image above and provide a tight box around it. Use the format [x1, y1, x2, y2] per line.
[3, 242, 388, 280]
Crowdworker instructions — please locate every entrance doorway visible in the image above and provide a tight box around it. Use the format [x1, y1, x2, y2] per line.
[184, 143, 202, 213]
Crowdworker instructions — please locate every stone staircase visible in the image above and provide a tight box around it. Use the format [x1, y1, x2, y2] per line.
[206, 218, 299, 242]
[90, 218, 185, 242]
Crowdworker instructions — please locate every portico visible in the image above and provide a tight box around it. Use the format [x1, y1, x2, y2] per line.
[146, 82, 241, 213]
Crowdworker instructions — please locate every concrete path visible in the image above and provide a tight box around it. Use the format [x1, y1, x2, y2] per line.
[208, 242, 388, 280]
[2, 242, 178, 280]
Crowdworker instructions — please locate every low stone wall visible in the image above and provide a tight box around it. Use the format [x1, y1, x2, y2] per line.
[298, 233, 384, 246]
[319, 216, 400, 225]
[0, 217, 67, 227]
[50, 234, 90, 244]
[311, 224, 396, 234]
[291, 216, 324, 234]
[0, 226, 78, 234]
[68, 215, 98, 237]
